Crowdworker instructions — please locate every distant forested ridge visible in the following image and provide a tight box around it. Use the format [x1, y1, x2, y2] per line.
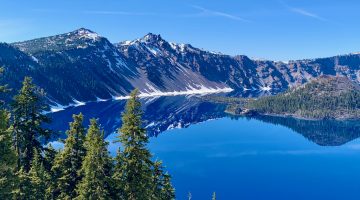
[217, 76, 360, 120]
[248, 75, 360, 119]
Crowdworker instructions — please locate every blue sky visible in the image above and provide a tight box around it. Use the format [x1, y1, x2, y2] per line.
[1, 0, 360, 61]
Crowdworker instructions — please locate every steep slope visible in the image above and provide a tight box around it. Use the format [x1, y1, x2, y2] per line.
[12, 28, 136, 104]
[117, 33, 233, 94]
[0, 28, 359, 106]
[117, 33, 285, 93]
[0, 43, 49, 101]
[117, 33, 360, 94]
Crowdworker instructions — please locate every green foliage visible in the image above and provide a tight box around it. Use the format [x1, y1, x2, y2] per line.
[114, 89, 154, 199]
[43, 144, 57, 172]
[0, 69, 17, 199]
[152, 160, 175, 200]
[75, 119, 114, 200]
[153, 161, 164, 198]
[161, 172, 175, 200]
[51, 113, 86, 199]
[114, 89, 175, 200]
[0, 67, 10, 103]
[12, 167, 32, 200]
[29, 148, 48, 200]
[11, 77, 51, 171]
[0, 109, 17, 199]
[1, 76, 176, 200]
[248, 78, 360, 119]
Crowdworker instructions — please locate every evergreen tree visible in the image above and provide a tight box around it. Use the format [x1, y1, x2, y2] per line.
[114, 89, 154, 200]
[42, 144, 57, 199]
[161, 172, 175, 200]
[11, 77, 51, 172]
[51, 113, 86, 199]
[43, 144, 57, 172]
[75, 118, 114, 200]
[12, 167, 32, 200]
[113, 148, 125, 199]
[152, 160, 175, 200]
[0, 107, 17, 199]
[152, 161, 164, 199]
[29, 148, 48, 200]
[0, 68, 6, 90]
[46, 149, 62, 200]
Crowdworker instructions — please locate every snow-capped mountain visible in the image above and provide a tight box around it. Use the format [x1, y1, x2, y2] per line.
[116, 33, 232, 95]
[0, 28, 359, 106]
[117, 32, 360, 93]
[12, 28, 136, 104]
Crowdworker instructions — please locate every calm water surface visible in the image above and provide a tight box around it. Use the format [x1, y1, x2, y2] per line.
[49, 96, 360, 200]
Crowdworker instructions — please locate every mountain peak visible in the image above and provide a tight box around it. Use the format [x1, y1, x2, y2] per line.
[140, 33, 163, 43]
[76, 27, 94, 32]
[117, 33, 165, 47]
[11, 28, 103, 54]
[71, 28, 100, 40]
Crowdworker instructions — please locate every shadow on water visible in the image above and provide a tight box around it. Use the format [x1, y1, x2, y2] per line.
[48, 95, 360, 146]
[229, 114, 360, 146]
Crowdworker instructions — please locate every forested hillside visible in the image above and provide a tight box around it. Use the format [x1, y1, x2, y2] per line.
[0, 72, 176, 199]
[247, 76, 360, 119]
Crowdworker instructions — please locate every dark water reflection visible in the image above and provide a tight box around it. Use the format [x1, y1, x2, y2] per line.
[48, 95, 360, 147]
[230, 115, 360, 146]
[48, 95, 360, 199]
[48, 95, 226, 138]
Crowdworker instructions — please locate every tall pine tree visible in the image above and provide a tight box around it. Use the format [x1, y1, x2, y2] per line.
[161, 172, 175, 200]
[43, 144, 57, 172]
[75, 118, 114, 200]
[114, 89, 154, 200]
[29, 148, 48, 200]
[51, 113, 86, 199]
[12, 167, 32, 200]
[11, 77, 51, 172]
[152, 160, 175, 200]
[44, 144, 59, 199]
[0, 110, 17, 199]
[0, 68, 17, 199]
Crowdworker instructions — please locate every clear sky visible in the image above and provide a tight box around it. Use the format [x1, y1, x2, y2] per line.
[1, 0, 360, 61]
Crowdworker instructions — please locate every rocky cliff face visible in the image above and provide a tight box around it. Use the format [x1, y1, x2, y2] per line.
[0, 28, 359, 106]
[117, 32, 360, 94]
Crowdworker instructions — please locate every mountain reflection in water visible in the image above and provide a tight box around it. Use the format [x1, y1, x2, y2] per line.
[48, 95, 360, 146]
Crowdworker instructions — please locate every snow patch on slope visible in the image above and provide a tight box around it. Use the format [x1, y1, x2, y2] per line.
[169, 42, 186, 52]
[260, 85, 272, 91]
[50, 103, 67, 112]
[31, 55, 39, 63]
[112, 85, 233, 100]
[145, 46, 162, 56]
[49, 86, 233, 113]
[77, 29, 99, 41]
[71, 99, 86, 107]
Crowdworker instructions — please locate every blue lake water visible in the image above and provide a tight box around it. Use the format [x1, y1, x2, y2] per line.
[48, 96, 360, 200]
